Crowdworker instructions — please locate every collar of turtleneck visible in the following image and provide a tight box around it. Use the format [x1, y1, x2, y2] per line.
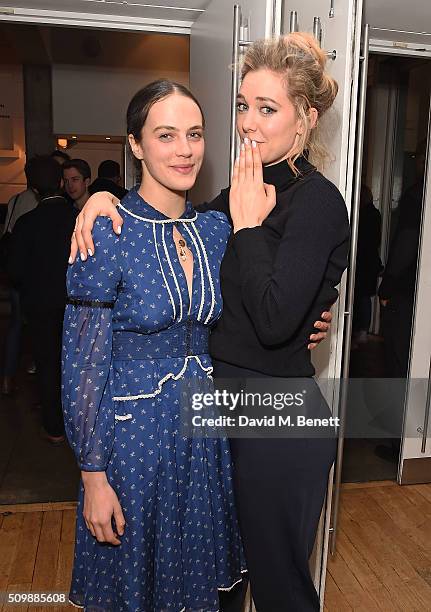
[262, 155, 316, 193]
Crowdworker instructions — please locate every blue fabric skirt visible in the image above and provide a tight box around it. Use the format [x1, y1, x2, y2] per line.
[68, 358, 246, 612]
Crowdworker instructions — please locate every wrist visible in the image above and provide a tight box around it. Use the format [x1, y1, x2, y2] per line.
[81, 470, 108, 488]
[233, 222, 261, 234]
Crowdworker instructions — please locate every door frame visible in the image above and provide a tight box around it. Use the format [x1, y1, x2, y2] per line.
[354, 42, 431, 485]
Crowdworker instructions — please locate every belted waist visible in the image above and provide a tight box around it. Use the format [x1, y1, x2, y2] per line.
[112, 321, 210, 360]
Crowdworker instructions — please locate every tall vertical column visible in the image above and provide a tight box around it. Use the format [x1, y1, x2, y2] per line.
[23, 64, 55, 158]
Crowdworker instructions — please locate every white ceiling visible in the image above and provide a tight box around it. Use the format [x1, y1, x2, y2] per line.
[3, 1, 430, 38]
[0, 1, 212, 24]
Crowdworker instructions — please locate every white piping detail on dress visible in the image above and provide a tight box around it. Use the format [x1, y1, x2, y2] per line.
[153, 223, 176, 322]
[190, 222, 216, 325]
[162, 224, 183, 323]
[118, 202, 197, 224]
[217, 576, 243, 592]
[183, 223, 205, 322]
[114, 413, 133, 421]
[112, 355, 213, 401]
[68, 599, 84, 609]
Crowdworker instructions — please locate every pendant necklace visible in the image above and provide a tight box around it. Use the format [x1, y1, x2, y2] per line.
[178, 238, 188, 261]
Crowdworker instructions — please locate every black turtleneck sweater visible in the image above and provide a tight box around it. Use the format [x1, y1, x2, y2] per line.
[196, 156, 350, 377]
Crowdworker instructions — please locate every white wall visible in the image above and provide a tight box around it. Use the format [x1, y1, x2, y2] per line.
[52, 65, 189, 137]
[0, 65, 26, 206]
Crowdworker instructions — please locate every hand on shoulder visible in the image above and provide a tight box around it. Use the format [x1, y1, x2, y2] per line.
[70, 191, 123, 264]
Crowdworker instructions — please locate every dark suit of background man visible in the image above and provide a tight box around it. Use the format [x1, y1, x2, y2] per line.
[89, 159, 128, 200]
[379, 139, 426, 378]
[8, 156, 77, 444]
[376, 139, 426, 459]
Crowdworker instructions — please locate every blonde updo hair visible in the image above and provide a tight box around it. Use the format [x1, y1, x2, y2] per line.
[241, 32, 338, 173]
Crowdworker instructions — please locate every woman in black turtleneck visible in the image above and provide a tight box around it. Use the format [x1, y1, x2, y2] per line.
[69, 33, 349, 612]
[209, 35, 349, 612]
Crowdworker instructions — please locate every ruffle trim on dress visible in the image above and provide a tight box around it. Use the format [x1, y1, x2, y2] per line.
[68, 569, 248, 611]
[217, 568, 249, 592]
[112, 355, 213, 402]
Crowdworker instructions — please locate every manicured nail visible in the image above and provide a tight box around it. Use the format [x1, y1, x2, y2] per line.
[241, 143, 245, 151]
[87, 249, 93, 257]
[117, 226, 122, 234]
[244, 137, 250, 145]
[80, 252, 86, 261]
[251, 140, 257, 148]
[68, 256, 73, 264]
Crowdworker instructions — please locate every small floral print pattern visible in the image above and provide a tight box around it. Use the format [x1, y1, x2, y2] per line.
[62, 189, 245, 611]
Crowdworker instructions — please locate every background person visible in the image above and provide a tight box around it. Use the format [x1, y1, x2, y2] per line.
[1, 157, 39, 396]
[62, 158, 91, 211]
[7, 155, 77, 444]
[50, 149, 71, 165]
[89, 159, 128, 200]
[352, 184, 382, 347]
[376, 138, 426, 460]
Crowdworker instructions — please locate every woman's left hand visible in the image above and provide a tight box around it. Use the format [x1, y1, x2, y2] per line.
[308, 310, 332, 350]
[229, 137, 276, 233]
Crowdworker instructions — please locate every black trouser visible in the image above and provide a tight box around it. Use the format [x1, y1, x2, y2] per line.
[215, 360, 336, 612]
[380, 296, 414, 379]
[378, 296, 414, 439]
[27, 307, 65, 437]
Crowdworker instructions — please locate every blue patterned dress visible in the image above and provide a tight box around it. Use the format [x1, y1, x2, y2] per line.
[62, 188, 245, 612]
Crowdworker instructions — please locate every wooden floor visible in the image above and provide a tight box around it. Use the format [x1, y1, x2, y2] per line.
[1, 482, 431, 611]
[0, 502, 77, 612]
[325, 481, 431, 611]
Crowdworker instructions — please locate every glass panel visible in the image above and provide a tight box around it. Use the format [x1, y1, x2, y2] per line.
[342, 54, 431, 483]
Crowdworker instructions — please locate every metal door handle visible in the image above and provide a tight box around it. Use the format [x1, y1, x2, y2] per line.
[329, 0, 335, 18]
[230, 5, 242, 176]
[313, 17, 322, 46]
[289, 10, 298, 32]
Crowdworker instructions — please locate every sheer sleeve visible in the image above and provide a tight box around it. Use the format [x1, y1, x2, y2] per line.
[62, 219, 121, 472]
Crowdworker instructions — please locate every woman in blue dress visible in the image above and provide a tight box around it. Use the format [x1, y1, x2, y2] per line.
[62, 80, 246, 611]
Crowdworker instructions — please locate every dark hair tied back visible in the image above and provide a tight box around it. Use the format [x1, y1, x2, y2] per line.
[126, 79, 205, 179]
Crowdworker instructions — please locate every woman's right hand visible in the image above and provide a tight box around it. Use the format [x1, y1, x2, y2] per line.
[81, 471, 125, 545]
[69, 191, 123, 263]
